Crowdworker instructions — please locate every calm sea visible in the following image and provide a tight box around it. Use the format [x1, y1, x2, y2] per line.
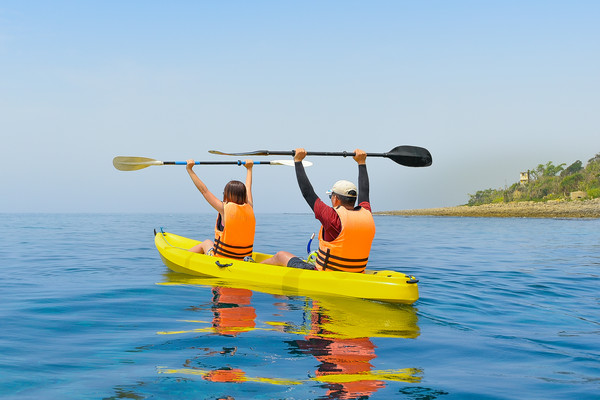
[1, 213, 598, 400]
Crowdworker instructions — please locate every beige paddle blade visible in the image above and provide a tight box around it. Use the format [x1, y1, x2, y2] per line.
[113, 156, 164, 171]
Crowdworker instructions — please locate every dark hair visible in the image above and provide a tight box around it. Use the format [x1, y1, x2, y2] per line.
[334, 193, 356, 207]
[223, 180, 247, 204]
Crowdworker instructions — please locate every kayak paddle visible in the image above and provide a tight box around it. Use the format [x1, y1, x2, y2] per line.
[208, 145, 432, 167]
[113, 156, 313, 171]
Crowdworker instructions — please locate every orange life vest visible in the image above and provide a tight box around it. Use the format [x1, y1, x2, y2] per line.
[213, 202, 255, 260]
[316, 206, 375, 273]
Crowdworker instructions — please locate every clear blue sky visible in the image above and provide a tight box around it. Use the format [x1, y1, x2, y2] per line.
[2, 1, 599, 213]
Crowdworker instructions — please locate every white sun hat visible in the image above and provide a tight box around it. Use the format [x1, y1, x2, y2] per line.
[326, 180, 358, 197]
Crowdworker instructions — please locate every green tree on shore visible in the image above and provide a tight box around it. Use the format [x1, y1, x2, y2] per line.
[467, 153, 600, 206]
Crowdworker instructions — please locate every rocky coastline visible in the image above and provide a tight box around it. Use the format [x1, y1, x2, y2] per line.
[379, 198, 600, 219]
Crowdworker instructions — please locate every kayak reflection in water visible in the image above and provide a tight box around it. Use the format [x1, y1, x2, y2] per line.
[185, 159, 256, 260]
[261, 148, 375, 273]
[203, 367, 246, 383]
[289, 301, 385, 399]
[211, 286, 256, 337]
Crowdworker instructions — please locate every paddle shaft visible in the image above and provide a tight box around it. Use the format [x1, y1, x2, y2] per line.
[166, 160, 266, 165]
[257, 150, 389, 158]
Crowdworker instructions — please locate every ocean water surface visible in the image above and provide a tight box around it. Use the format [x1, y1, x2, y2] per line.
[1, 213, 598, 399]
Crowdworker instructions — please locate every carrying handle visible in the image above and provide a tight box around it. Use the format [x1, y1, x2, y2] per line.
[215, 261, 233, 268]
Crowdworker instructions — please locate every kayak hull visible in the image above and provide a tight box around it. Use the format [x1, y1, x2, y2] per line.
[155, 231, 419, 304]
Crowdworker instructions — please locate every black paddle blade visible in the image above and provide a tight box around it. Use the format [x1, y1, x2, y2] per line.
[386, 146, 432, 167]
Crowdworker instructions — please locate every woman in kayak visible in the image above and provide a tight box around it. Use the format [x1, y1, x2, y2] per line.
[261, 148, 375, 272]
[186, 159, 256, 260]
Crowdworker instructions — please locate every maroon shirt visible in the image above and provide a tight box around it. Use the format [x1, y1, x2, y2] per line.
[313, 199, 372, 242]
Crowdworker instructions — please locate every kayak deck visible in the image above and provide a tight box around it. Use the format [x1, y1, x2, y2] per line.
[155, 231, 419, 304]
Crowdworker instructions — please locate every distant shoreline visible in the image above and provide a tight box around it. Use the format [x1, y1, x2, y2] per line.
[377, 198, 600, 219]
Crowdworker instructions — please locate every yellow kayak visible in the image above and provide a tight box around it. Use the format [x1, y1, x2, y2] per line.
[155, 230, 419, 304]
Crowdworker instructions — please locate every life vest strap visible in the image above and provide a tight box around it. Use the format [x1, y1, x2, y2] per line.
[317, 248, 369, 263]
[316, 256, 368, 270]
[316, 248, 368, 271]
[319, 263, 366, 272]
[213, 248, 252, 259]
[214, 238, 253, 259]
[214, 238, 253, 250]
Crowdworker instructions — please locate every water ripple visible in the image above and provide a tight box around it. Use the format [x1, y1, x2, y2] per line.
[1, 214, 599, 399]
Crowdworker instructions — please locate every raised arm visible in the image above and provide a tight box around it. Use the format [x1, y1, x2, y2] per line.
[244, 159, 254, 207]
[294, 148, 319, 210]
[186, 160, 224, 215]
[354, 149, 370, 204]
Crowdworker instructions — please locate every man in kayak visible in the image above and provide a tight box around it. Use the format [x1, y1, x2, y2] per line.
[186, 159, 256, 260]
[261, 148, 375, 272]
